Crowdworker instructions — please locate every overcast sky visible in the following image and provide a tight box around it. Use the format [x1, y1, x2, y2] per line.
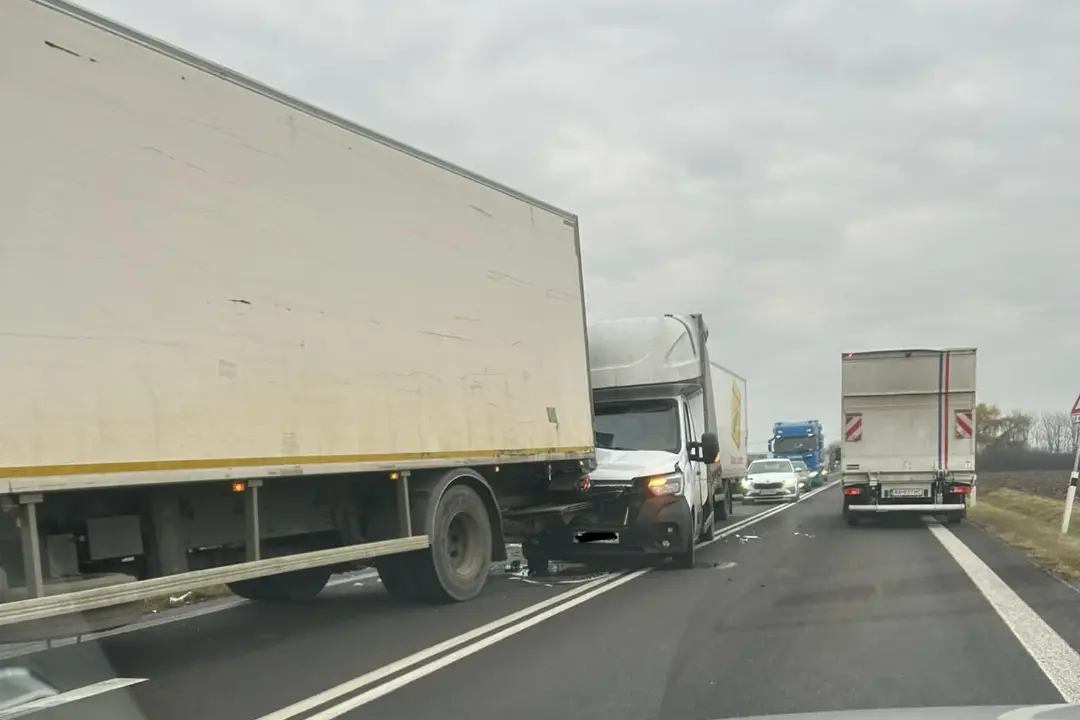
[78, 0, 1080, 451]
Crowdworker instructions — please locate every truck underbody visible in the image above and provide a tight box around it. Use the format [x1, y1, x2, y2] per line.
[841, 473, 972, 525]
[0, 457, 589, 642]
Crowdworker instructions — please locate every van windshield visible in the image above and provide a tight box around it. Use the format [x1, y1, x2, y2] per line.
[594, 399, 680, 454]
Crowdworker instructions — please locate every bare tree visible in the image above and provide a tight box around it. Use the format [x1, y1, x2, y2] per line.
[1036, 411, 1073, 454]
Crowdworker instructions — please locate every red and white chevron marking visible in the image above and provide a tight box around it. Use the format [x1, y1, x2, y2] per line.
[844, 413, 863, 442]
[955, 409, 973, 439]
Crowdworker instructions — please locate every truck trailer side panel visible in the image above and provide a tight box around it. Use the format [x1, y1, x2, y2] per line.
[0, 0, 594, 493]
[709, 362, 748, 480]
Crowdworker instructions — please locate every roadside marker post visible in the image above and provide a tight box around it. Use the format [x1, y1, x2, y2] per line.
[1061, 393, 1080, 535]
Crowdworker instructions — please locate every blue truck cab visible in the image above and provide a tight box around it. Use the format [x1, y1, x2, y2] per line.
[769, 420, 825, 487]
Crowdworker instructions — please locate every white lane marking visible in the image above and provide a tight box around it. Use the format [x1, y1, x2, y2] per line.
[0, 678, 146, 720]
[0, 570, 380, 661]
[928, 524, 1080, 702]
[301, 570, 650, 720]
[256, 572, 623, 720]
[263, 482, 837, 720]
[0, 482, 838, 665]
[699, 479, 839, 549]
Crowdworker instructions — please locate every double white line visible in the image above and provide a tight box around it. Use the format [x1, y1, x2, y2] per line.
[260, 481, 839, 720]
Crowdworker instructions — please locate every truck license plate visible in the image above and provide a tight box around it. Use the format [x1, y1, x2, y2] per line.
[888, 488, 926, 498]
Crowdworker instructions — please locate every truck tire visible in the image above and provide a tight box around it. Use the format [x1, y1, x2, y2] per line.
[842, 502, 859, 526]
[375, 554, 422, 601]
[715, 480, 732, 522]
[228, 567, 331, 601]
[701, 499, 716, 542]
[413, 483, 493, 602]
[523, 548, 550, 576]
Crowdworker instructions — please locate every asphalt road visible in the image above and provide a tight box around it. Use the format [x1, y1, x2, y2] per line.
[6, 483, 1080, 720]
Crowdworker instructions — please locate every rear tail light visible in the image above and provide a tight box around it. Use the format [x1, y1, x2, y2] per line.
[577, 475, 592, 491]
[843, 487, 863, 496]
[950, 484, 971, 494]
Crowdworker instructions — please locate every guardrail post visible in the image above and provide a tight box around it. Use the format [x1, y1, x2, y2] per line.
[1062, 442, 1080, 534]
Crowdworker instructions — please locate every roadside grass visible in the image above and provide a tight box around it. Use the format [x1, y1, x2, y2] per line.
[969, 487, 1080, 583]
[140, 584, 233, 613]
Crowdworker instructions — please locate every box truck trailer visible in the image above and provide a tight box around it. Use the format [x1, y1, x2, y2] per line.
[839, 348, 977, 525]
[0, 0, 596, 640]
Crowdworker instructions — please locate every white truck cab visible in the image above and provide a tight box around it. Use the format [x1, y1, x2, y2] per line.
[581, 314, 745, 567]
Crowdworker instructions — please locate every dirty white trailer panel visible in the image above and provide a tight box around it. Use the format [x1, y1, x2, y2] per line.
[709, 362, 748, 480]
[0, 0, 594, 494]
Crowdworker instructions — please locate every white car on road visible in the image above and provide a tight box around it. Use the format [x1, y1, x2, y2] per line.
[742, 458, 801, 504]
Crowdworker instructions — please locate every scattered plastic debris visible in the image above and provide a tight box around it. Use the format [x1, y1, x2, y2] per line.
[735, 534, 759, 543]
[168, 591, 192, 605]
[794, 531, 816, 538]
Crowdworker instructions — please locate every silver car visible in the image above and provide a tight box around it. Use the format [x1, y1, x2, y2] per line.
[742, 458, 801, 504]
[791, 459, 812, 491]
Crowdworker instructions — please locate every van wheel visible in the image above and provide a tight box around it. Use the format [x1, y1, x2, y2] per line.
[701, 501, 716, 542]
[672, 536, 696, 569]
[715, 483, 731, 521]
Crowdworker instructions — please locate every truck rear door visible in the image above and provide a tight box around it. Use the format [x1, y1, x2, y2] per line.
[841, 348, 977, 495]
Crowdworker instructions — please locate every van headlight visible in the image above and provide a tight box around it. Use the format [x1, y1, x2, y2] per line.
[783, 477, 796, 487]
[642, 472, 683, 496]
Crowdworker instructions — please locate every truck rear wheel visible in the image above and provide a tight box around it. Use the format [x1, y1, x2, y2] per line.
[715, 480, 732, 522]
[228, 567, 331, 601]
[375, 554, 422, 601]
[946, 507, 966, 524]
[413, 483, 493, 602]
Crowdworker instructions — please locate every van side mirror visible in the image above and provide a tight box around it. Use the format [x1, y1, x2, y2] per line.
[698, 432, 720, 465]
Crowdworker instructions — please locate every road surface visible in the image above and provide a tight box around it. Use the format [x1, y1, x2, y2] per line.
[6, 483, 1080, 720]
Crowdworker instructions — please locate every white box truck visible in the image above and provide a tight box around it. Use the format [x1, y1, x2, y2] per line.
[0, 0, 596, 640]
[838, 348, 977, 525]
[517, 315, 744, 570]
[710, 361, 750, 498]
